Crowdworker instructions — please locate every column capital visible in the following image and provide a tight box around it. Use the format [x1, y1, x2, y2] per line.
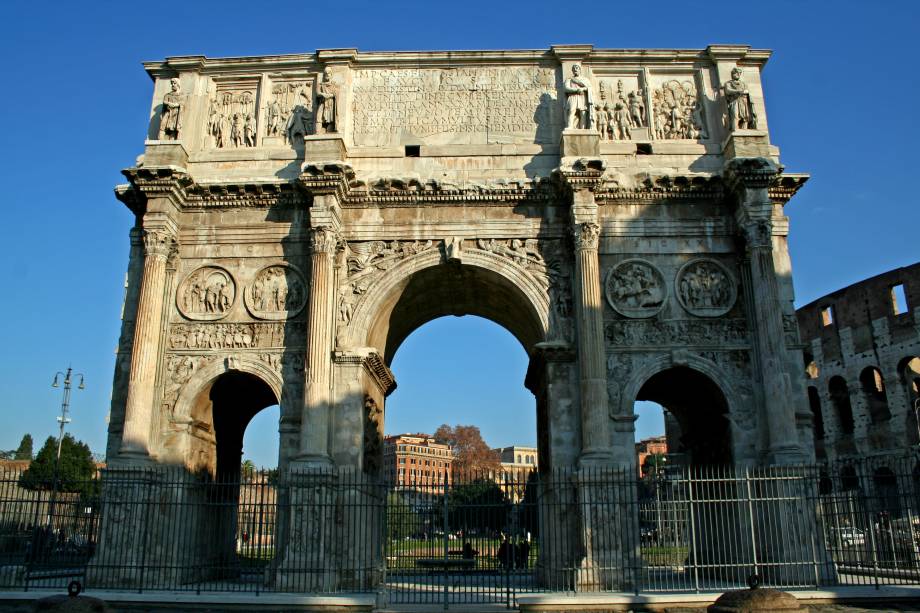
[142, 228, 177, 260]
[573, 222, 601, 251]
[309, 226, 341, 254]
[724, 157, 780, 194]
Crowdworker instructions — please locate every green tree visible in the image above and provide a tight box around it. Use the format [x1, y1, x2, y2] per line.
[19, 435, 97, 494]
[387, 491, 422, 540]
[448, 478, 509, 532]
[14, 434, 33, 460]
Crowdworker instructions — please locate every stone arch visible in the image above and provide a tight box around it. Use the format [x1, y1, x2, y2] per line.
[859, 366, 891, 423]
[174, 355, 283, 423]
[342, 247, 551, 360]
[171, 355, 283, 475]
[829, 376, 855, 435]
[899, 356, 920, 444]
[620, 354, 744, 464]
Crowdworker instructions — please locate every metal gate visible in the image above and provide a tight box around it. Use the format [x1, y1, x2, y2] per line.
[383, 473, 539, 607]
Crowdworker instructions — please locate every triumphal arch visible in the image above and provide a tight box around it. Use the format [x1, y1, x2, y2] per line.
[93, 45, 813, 592]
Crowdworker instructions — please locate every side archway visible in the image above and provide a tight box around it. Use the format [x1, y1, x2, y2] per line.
[620, 355, 743, 465]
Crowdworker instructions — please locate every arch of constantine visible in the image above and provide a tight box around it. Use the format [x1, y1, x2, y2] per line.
[91, 44, 814, 594]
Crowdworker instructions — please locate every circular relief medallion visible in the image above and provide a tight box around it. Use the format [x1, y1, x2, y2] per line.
[604, 259, 667, 318]
[675, 258, 737, 317]
[176, 266, 236, 321]
[244, 264, 308, 320]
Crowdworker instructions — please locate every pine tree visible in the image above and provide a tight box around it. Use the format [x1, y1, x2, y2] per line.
[19, 435, 96, 494]
[13, 434, 33, 460]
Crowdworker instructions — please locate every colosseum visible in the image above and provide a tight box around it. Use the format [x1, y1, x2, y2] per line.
[797, 262, 920, 466]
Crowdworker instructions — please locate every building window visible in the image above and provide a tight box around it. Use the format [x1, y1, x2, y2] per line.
[820, 306, 834, 327]
[892, 283, 908, 315]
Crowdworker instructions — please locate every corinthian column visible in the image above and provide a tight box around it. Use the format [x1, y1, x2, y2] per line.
[573, 220, 612, 465]
[728, 158, 802, 464]
[297, 226, 339, 465]
[119, 228, 176, 458]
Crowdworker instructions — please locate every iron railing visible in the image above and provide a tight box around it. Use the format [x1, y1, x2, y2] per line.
[2, 455, 920, 602]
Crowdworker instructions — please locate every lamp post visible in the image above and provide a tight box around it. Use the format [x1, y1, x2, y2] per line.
[47, 368, 84, 525]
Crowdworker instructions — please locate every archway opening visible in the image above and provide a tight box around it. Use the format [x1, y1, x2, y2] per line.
[899, 357, 920, 444]
[635, 367, 731, 465]
[829, 376, 855, 436]
[859, 367, 891, 424]
[189, 370, 279, 578]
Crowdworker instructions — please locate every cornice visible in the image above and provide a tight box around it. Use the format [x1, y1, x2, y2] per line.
[183, 181, 305, 209]
[142, 44, 768, 78]
[555, 158, 606, 192]
[596, 174, 724, 205]
[333, 349, 397, 396]
[115, 183, 145, 216]
[769, 173, 810, 207]
[122, 167, 192, 205]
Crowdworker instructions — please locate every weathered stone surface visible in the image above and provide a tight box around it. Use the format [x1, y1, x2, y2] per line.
[32, 595, 112, 613]
[708, 588, 804, 612]
[96, 44, 812, 592]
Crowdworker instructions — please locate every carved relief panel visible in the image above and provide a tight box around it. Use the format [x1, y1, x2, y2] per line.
[350, 66, 560, 146]
[264, 79, 314, 146]
[604, 259, 667, 318]
[176, 266, 236, 321]
[204, 79, 260, 149]
[649, 74, 709, 141]
[244, 264, 308, 320]
[675, 259, 737, 317]
[594, 75, 649, 141]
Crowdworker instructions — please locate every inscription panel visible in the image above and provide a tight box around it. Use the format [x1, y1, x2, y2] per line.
[350, 67, 561, 146]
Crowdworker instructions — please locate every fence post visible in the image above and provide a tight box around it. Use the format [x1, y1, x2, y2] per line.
[442, 472, 449, 610]
[687, 467, 699, 593]
[744, 466, 759, 581]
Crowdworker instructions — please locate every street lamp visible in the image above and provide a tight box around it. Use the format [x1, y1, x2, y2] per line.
[47, 367, 84, 524]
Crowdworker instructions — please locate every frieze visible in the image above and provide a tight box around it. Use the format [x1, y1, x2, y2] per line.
[265, 81, 313, 145]
[596, 78, 647, 141]
[651, 79, 708, 140]
[606, 319, 749, 347]
[162, 354, 213, 416]
[244, 264, 308, 320]
[176, 266, 236, 321]
[604, 259, 667, 318]
[205, 88, 258, 149]
[350, 66, 560, 146]
[168, 322, 305, 350]
[675, 259, 737, 317]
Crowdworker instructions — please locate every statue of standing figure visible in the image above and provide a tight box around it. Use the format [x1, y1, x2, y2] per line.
[158, 78, 182, 140]
[722, 67, 758, 131]
[564, 64, 594, 130]
[316, 67, 338, 133]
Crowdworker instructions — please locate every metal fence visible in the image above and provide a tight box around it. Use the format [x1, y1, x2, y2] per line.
[2, 456, 920, 603]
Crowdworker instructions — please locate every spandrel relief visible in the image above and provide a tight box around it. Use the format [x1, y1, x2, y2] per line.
[596, 78, 647, 141]
[651, 79, 708, 141]
[604, 260, 667, 318]
[265, 81, 313, 146]
[350, 66, 560, 146]
[177, 266, 236, 321]
[245, 264, 308, 320]
[676, 259, 737, 317]
[205, 88, 258, 149]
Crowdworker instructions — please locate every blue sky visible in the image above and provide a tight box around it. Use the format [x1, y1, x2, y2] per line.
[0, 1, 916, 467]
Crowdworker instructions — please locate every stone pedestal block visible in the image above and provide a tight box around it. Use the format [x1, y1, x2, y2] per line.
[560, 129, 600, 157]
[303, 135, 347, 161]
[722, 129, 772, 159]
[141, 140, 189, 168]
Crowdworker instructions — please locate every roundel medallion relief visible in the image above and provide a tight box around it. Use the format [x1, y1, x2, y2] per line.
[604, 259, 667, 318]
[244, 264, 307, 320]
[177, 266, 236, 321]
[676, 258, 737, 317]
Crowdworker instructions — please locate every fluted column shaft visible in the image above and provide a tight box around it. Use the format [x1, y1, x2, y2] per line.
[731, 160, 802, 464]
[298, 227, 338, 464]
[119, 228, 175, 458]
[573, 221, 612, 463]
